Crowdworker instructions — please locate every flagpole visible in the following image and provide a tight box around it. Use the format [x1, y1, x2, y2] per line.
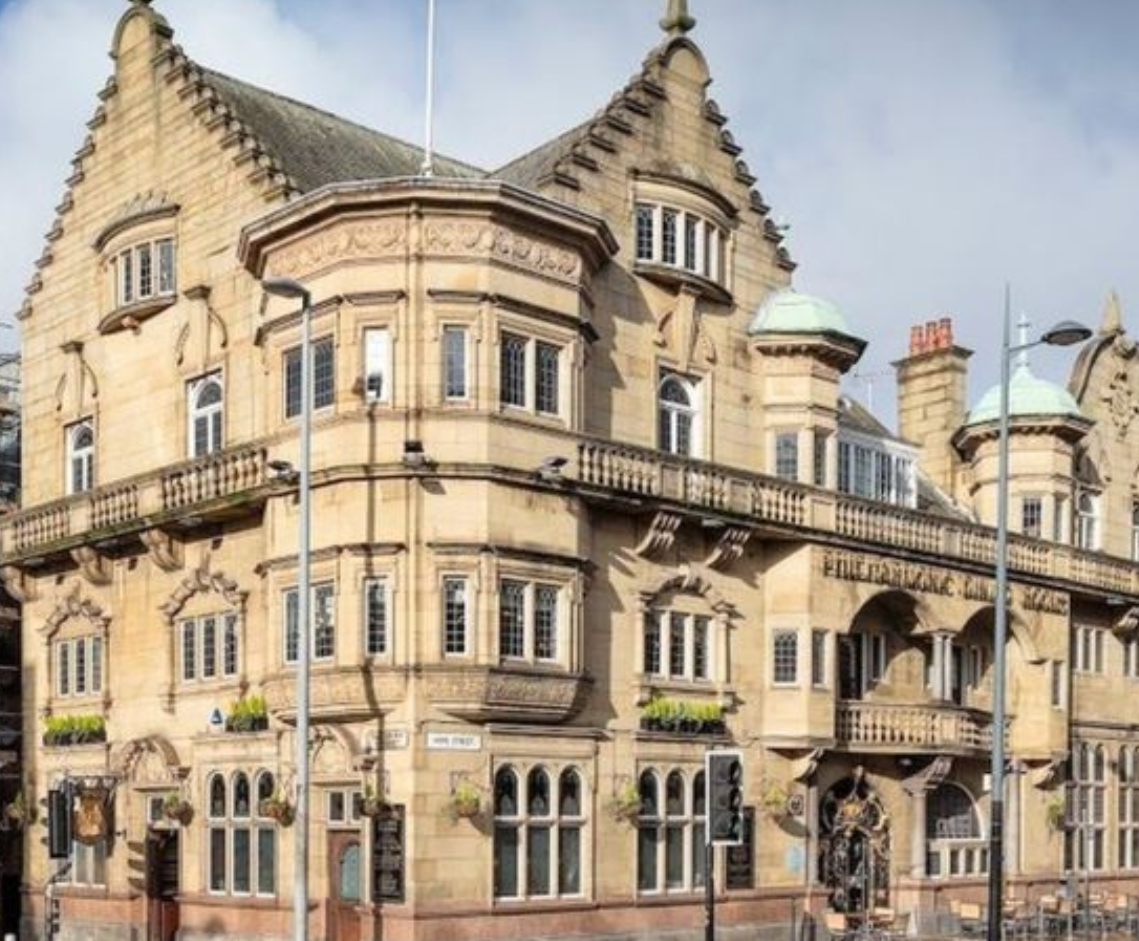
[421, 0, 436, 176]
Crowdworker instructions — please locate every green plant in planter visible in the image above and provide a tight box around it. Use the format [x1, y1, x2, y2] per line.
[226, 694, 269, 733]
[448, 781, 481, 821]
[607, 782, 642, 824]
[161, 792, 194, 825]
[43, 714, 107, 746]
[640, 697, 725, 734]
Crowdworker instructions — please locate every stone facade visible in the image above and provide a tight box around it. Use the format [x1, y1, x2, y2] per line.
[8, 3, 1139, 941]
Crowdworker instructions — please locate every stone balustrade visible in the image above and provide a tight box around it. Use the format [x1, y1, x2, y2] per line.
[834, 700, 994, 754]
[575, 437, 1139, 599]
[2, 444, 268, 560]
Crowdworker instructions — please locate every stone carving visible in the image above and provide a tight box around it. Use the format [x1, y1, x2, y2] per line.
[790, 748, 823, 782]
[634, 511, 682, 559]
[141, 528, 183, 573]
[271, 221, 406, 279]
[1, 565, 36, 602]
[43, 583, 111, 638]
[263, 667, 408, 719]
[901, 755, 953, 795]
[640, 562, 736, 616]
[113, 735, 186, 784]
[1104, 368, 1139, 439]
[423, 665, 591, 722]
[70, 546, 112, 586]
[159, 555, 246, 624]
[705, 526, 751, 571]
[653, 286, 717, 370]
[423, 221, 582, 284]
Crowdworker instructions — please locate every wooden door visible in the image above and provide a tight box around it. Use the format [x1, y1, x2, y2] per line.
[145, 829, 180, 941]
[327, 831, 362, 941]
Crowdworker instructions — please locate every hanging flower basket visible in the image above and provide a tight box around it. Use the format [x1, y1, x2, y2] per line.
[359, 787, 389, 819]
[448, 781, 481, 821]
[259, 791, 295, 827]
[161, 794, 194, 826]
[760, 778, 790, 820]
[2, 790, 34, 830]
[607, 783, 642, 825]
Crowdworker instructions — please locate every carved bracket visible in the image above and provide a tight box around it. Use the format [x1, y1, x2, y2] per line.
[790, 748, 823, 783]
[71, 546, 112, 586]
[902, 755, 954, 795]
[635, 511, 683, 559]
[1, 565, 36, 602]
[1113, 605, 1139, 635]
[705, 526, 751, 571]
[1028, 757, 1066, 790]
[141, 528, 183, 573]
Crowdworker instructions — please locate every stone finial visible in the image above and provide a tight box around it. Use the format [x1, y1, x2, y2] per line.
[1101, 289, 1123, 335]
[661, 0, 696, 36]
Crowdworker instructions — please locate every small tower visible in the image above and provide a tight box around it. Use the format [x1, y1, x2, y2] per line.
[748, 290, 865, 486]
[954, 319, 1091, 541]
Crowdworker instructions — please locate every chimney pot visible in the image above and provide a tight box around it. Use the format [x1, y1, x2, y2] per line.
[910, 325, 925, 356]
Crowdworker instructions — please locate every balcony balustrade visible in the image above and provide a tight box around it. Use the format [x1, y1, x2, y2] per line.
[1, 444, 268, 563]
[834, 699, 995, 755]
[575, 437, 1139, 599]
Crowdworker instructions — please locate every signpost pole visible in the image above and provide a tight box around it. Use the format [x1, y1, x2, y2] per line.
[705, 836, 715, 941]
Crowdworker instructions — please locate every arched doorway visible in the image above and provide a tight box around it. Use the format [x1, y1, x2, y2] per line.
[819, 771, 890, 915]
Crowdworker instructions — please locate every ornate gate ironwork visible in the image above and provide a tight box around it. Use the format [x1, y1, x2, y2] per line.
[819, 769, 890, 915]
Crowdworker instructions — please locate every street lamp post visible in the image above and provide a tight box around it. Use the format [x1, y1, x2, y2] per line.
[987, 291, 1091, 941]
[262, 275, 314, 941]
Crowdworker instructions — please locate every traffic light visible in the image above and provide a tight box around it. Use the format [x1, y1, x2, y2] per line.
[47, 787, 71, 860]
[706, 750, 744, 846]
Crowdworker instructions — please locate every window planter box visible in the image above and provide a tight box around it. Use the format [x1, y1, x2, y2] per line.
[224, 715, 268, 734]
[43, 727, 107, 747]
[639, 715, 726, 736]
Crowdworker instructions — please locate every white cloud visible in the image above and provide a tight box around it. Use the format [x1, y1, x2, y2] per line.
[2, 0, 1137, 420]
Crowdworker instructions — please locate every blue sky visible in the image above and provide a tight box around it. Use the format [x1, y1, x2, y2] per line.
[2, 0, 1138, 423]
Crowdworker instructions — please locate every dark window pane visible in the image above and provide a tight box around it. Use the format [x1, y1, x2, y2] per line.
[559, 769, 581, 817]
[494, 826, 519, 898]
[535, 342, 560, 415]
[209, 828, 226, 892]
[494, 767, 518, 817]
[665, 825, 684, 888]
[527, 825, 551, 896]
[559, 826, 581, 895]
[534, 585, 558, 660]
[313, 338, 335, 410]
[499, 580, 526, 659]
[637, 825, 658, 891]
[500, 334, 527, 407]
[233, 828, 251, 893]
[528, 767, 551, 817]
[257, 828, 276, 895]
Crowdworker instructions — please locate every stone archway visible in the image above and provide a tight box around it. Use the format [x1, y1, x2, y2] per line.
[818, 769, 891, 916]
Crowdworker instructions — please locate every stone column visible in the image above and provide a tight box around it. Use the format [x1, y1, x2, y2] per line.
[1007, 761, 1021, 876]
[929, 633, 947, 701]
[911, 787, 928, 878]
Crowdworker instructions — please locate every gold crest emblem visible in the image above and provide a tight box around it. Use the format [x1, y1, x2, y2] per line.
[74, 789, 107, 846]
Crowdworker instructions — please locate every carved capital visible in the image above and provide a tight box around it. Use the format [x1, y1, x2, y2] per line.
[635, 511, 682, 559]
[70, 546, 112, 586]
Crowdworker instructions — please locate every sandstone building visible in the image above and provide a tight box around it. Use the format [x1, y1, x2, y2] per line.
[8, 2, 1139, 940]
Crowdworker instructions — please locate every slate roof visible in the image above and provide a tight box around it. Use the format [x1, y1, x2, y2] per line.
[494, 119, 594, 190]
[202, 68, 483, 192]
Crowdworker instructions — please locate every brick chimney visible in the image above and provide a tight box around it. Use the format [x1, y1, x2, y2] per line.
[893, 317, 973, 495]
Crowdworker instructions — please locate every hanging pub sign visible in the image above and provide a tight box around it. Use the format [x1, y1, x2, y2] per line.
[74, 786, 110, 846]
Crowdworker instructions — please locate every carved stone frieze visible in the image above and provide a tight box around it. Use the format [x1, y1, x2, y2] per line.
[421, 664, 592, 722]
[272, 220, 406, 280]
[263, 667, 408, 720]
[635, 511, 682, 559]
[423, 221, 583, 284]
[705, 526, 751, 571]
[43, 583, 111, 637]
[71, 546, 112, 586]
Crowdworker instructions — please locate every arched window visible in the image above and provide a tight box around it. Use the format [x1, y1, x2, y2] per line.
[925, 783, 984, 878]
[658, 373, 698, 457]
[189, 374, 224, 457]
[67, 420, 94, 494]
[206, 768, 277, 897]
[638, 768, 705, 894]
[1120, 747, 1139, 869]
[493, 764, 586, 900]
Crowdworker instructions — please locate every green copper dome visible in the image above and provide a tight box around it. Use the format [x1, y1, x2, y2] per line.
[966, 364, 1083, 426]
[748, 290, 854, 338]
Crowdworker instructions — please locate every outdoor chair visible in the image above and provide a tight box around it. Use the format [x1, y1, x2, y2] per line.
[871, 907, 908, 941]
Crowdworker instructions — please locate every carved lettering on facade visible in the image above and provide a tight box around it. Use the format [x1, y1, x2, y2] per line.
[821, 549, 1069, 615]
